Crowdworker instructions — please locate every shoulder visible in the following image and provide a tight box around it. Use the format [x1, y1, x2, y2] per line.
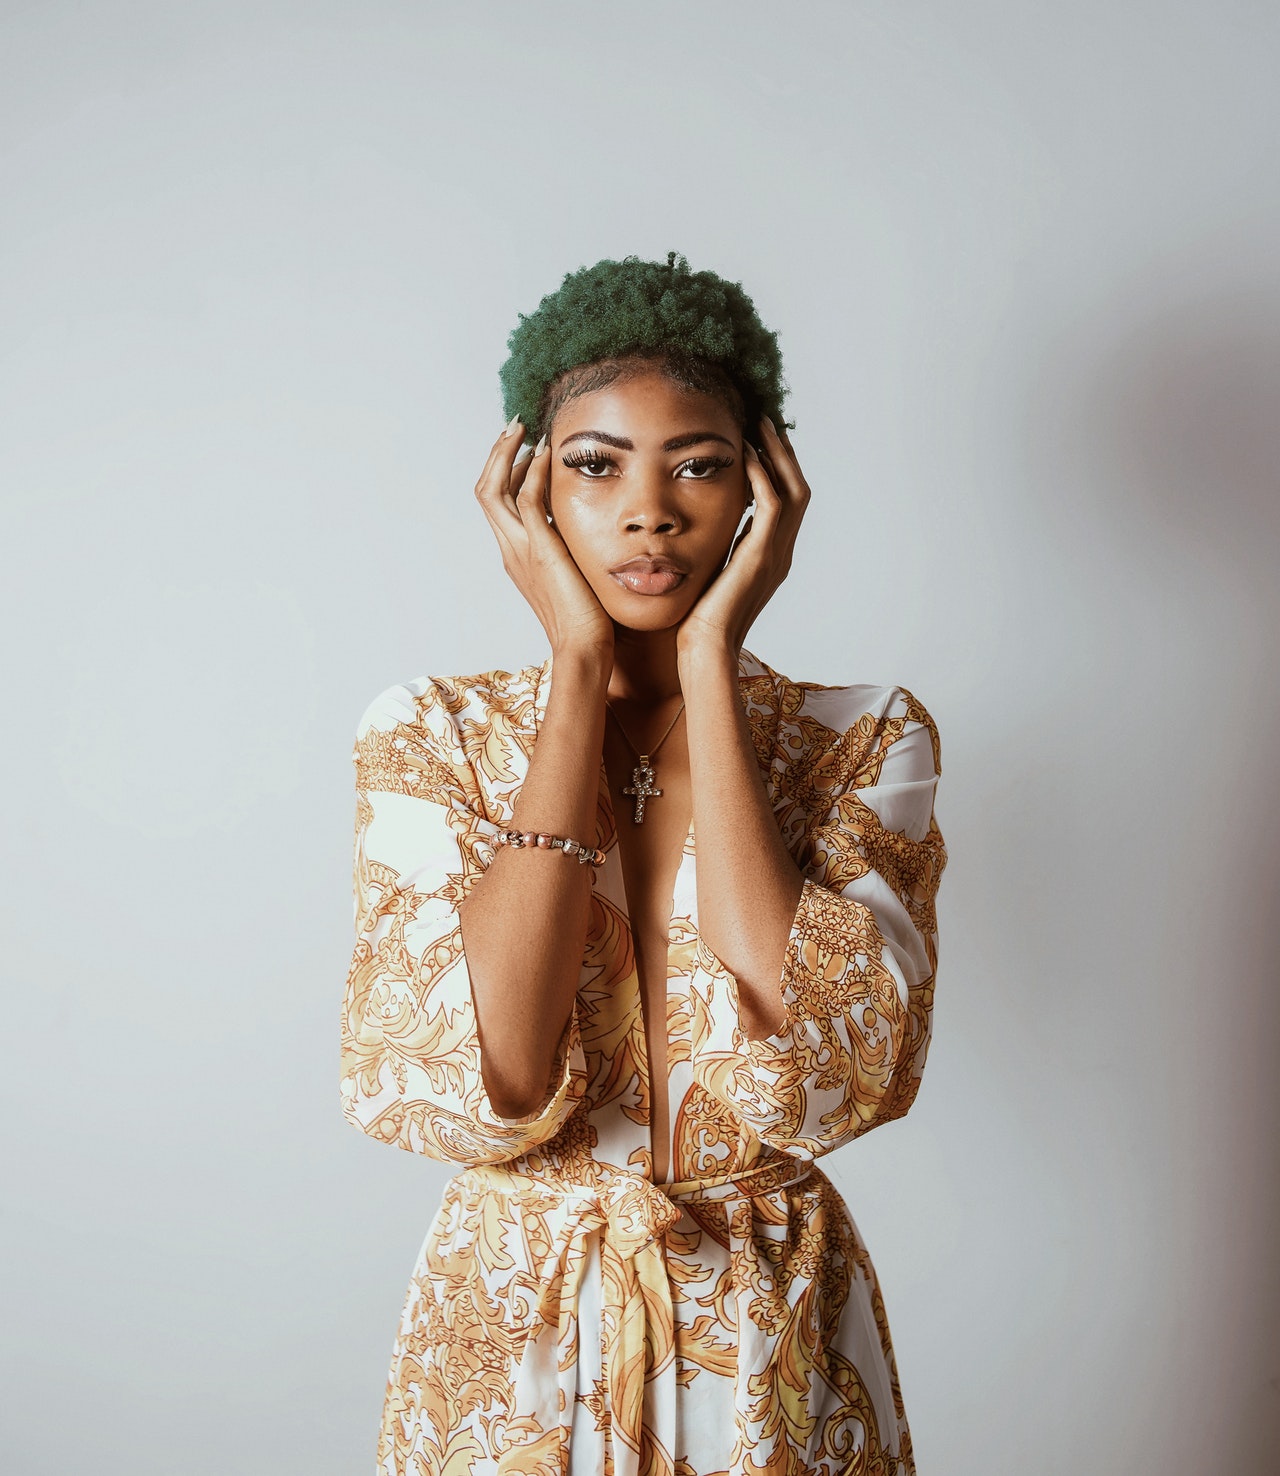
[353, 659, 548, 808]
[355, 660, 546, 739]
[740, 649, 942, 787]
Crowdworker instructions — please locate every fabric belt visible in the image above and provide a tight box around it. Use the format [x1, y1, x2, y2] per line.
[456, 1157, 816, 1476]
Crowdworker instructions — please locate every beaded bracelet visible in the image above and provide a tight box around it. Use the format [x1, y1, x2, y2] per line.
[493, 827, 607, 868]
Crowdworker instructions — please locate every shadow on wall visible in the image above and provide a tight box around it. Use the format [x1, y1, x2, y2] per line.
[1096, 297, 1280, 585]
[1045, 283, 1280, 1464]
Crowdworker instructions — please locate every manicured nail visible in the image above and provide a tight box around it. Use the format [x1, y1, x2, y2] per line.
[763, 415, 776, 434]
[504, 414, 521, 438]
[534, 434, 548, 455]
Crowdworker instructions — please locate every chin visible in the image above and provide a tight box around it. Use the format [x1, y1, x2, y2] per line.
[595, 583, 705, 633]
[603, 601, 689, 632]
[610, 611, 688, 634]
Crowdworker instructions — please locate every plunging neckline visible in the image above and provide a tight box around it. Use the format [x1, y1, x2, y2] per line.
[529, 648, 766, 921]
[593, 695, 693, 1187]
[528, 647, 777, 1185]
[596, 749, 696, 892]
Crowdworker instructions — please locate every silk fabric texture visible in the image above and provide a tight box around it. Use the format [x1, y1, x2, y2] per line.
[342, 649, 947, 1476]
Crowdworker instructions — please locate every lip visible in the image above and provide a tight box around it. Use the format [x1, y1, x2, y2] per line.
[608, 555, 689, 597]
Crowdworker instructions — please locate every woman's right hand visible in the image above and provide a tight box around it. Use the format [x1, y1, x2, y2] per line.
[474, 422, 615, 658]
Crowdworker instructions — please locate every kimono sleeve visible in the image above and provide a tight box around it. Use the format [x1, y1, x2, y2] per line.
[340, 677, 587, 1165]
[689, 683, 947, 1159]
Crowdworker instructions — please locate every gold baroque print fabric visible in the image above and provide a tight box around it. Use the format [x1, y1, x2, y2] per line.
[342, 649, 947, 1476]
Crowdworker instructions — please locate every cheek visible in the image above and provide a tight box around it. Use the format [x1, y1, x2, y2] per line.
[548, 489, 606, 559]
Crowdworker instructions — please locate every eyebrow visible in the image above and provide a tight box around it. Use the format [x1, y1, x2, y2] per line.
[557, 429, 736, 453]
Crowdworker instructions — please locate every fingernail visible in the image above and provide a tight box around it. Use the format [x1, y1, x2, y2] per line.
[534, 434, 547, 455]
[504, 414, 521, 438]
[763, 415, 776, 434]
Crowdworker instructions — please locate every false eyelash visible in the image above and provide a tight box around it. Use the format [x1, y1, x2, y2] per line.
[562, 448, 615, 469]
[560, 449, 736, 476]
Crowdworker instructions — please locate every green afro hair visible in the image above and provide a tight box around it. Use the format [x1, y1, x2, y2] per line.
[498, 251, 790, 442]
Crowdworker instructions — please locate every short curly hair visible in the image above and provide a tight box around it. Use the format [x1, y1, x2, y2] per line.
[498, 251, 790, 445]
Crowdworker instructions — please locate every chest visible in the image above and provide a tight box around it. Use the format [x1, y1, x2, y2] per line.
[601, 724, 692, 955]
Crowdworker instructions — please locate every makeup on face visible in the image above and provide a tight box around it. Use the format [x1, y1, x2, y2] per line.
[558, 429, 737, 487]
[545, 374, 751, 625]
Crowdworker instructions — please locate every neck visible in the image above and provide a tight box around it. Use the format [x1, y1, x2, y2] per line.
[606, 623, 683, 706]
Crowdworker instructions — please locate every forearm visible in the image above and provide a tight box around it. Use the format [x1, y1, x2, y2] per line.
[679, 640, 804, 1038]
[458, 646, 610, 1114]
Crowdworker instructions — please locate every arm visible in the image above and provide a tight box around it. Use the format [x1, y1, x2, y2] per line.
[342, 676, 592, 1162]
[678, 638, 802, 1039]
[674, 414, 812, 1036]
[674, 417, 946, 1155]
[457, 646, 609, 1116]
[342, 421, 620, 1150]
[685, 684, 947, 1157]
[452, 423, 618, 1116]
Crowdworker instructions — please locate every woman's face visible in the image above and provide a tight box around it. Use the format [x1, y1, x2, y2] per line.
[545, 369, 751, 632]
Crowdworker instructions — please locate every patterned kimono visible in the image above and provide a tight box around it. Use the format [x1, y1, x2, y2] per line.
[342, 648, 947, 1476]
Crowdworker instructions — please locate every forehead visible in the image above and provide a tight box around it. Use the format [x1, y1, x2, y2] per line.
[551, 368, 739, 444]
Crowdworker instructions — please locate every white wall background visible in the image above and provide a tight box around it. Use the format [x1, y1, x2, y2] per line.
[4, 2, 1277, 1471]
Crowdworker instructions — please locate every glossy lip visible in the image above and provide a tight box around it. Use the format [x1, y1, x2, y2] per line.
[608, 555, 689, 597]
[608, 554, 690, 575]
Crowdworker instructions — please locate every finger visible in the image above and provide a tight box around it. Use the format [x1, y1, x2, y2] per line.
[474, 416, 526, 490]
[764, 413, 796, 454]
[743, 443, 783, 528]
[750, 434, 806, 578]
[476, 484, 523, 547]
[757, 414, 798, 480]
[759, 416, 811, 507]
[759, 419, 809, 512]
[508, 447, 534, 502]
[513, 436, 553, 526]
[727, 514, 755, 561]
[475, 419, 528, 507]
[476, 423, 531, 537]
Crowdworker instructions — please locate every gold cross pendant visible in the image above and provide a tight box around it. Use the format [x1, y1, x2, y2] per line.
[622, 758, 661, 824]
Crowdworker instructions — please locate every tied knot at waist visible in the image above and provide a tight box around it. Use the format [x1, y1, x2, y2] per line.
[458, 1155, 815, 1257]
[451, 1156, 821, 1476]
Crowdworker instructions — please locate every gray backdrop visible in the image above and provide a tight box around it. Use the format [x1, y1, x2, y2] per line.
[4, 2, 1277, 1471]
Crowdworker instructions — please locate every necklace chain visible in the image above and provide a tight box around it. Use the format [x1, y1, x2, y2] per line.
[605, 697, 685, 763]
[605, 697, 685, 824]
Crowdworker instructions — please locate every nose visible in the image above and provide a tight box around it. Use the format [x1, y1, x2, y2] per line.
[619, 474, 682, 535]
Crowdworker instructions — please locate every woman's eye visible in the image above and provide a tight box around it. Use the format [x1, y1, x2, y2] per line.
[560, 450, 734, 480]
[562, 451, 616, 477]
[678, 456, 734, 479]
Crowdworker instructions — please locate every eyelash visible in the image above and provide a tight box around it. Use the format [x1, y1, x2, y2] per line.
[560, 449, 735, 479]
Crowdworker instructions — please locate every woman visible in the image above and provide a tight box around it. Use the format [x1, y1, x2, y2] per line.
[343, 252, 947, 1476]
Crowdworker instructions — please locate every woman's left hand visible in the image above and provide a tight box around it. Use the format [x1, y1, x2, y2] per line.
[676, 415, 811, 656]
